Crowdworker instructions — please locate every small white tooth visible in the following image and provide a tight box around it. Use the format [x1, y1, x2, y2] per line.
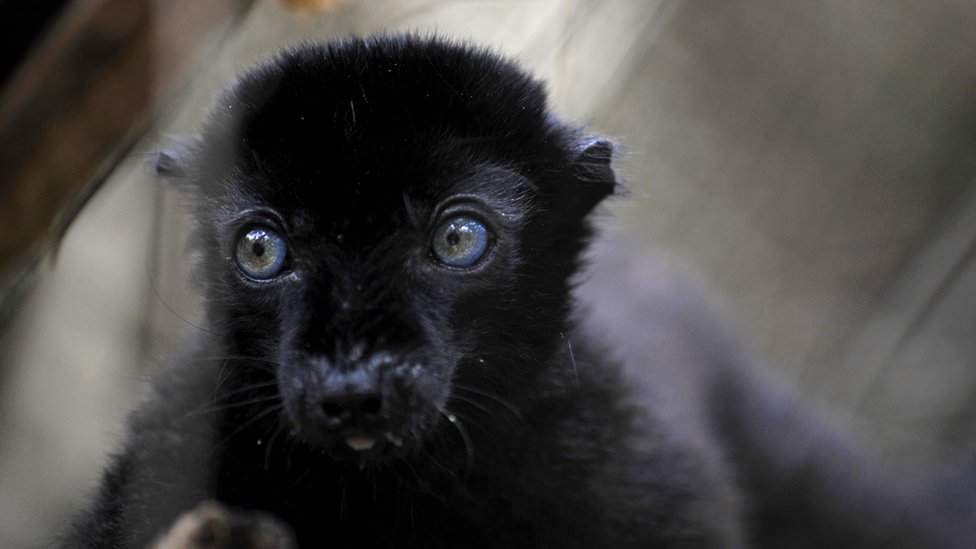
[384, 432, 403, 447]
[345, 436, 376, 451]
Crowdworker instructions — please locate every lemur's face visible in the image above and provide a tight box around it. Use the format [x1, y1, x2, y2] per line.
[165, 39, 614, 463]
[214, 159, 541, 461]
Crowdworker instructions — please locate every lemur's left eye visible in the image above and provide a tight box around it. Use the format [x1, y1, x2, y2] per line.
[431, 215, 491, 268]
[235, 227, 287, 280]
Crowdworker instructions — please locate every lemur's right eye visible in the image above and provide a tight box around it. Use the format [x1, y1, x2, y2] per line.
[235, 227, 287, 280]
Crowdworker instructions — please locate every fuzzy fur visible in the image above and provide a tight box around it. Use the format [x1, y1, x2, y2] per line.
[64, 35, 968, 548]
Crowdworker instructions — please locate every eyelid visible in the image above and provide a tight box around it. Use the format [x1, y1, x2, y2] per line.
[430, 196, 496, 232]
[230, 207, 289, 232]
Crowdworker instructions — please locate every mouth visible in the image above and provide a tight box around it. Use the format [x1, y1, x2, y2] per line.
[292, 425, 410, 463]
[278, 354, 444, 461]
[344, 435, 378, 452]
[343, 430, 404, 452]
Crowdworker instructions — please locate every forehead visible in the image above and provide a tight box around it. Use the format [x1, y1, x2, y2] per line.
[240, 152, 531, 243]
[200, 39, 554, 226]
[226, 110, 535, 236]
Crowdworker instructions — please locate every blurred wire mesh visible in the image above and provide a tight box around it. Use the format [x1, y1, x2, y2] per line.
[1, 0, 975, 547]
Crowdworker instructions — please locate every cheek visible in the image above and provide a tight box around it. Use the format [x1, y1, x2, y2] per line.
[275, 347, 322, 429]
[276, 362, 306, 413]
[406, 359, 452, 402]
[449, 287, 526, 345]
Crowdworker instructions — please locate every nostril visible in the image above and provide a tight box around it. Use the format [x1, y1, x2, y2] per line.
[318, 395, 382, 426]
[361, 397, 382, 416]
[321, 401, 347, 419]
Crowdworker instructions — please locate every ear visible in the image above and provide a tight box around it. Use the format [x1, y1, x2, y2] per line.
[152, 137, 198, 181]
[566, 137, 616, 217]
[576, 137, 615, 187]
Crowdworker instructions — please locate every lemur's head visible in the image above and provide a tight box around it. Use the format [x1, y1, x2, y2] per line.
[157, 36, 615, 463]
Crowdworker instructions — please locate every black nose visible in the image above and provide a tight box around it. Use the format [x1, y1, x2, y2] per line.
[316, 370, 384, 430]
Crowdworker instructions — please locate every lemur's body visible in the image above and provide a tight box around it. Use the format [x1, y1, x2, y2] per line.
[65, 36, 967, 548]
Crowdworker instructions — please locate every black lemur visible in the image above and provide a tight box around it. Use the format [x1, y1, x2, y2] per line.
[64, 35, 971, 548]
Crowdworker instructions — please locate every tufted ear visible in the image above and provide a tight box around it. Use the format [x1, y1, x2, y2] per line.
[576, 138, 614, 186]
[565, 137, 616, 217]
[152, 137, 199, 181]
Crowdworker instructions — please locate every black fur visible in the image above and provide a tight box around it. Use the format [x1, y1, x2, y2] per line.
[65, 35, 969, 548]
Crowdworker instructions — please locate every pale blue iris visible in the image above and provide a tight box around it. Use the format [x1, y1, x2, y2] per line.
[432, 216, 490, 268]
[236, 228, 287, 279]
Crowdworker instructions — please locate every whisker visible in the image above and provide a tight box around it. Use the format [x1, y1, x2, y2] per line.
[286, 434, 300, 473]
[419, 447, 457, 479]
[190, 354, 283, 365]
[220, 403, 284, 445]
[441, 409, 487, 434]
[290, 456, 323, 491]
[144, 256, 214, 335]
[177, 380, 280, 423]
[209, 359, 234, 401]
[563, 333, 580, 389]
[452, 384, 524, 420]
[445, 393, 491, 415]
[205, 392, 281, 414]
[264, 422, 287, 471]
[440, 409, 474, 480]
[212, 380, 279, 401]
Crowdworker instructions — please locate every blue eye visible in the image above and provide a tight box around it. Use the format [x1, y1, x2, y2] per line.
[235, 227, 287, 280]
[432, 216, 491, 268]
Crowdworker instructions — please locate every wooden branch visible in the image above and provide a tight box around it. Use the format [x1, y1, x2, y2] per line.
[0, 0, 250, 293]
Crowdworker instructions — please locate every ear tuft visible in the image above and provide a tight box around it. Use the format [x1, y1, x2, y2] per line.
[575, 137, 615, 194]
[578, 137, 613, 166]
[153, 138, 198, 180]
[154, 150, 187, 178]
[564, 137, 615, 217]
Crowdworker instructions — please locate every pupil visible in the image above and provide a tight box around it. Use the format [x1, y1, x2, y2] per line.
[447, 231, 461, 246]
[252, 241, 265, 257]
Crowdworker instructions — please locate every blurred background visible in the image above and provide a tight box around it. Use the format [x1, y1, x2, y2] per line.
[1, 0, 975, 546]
